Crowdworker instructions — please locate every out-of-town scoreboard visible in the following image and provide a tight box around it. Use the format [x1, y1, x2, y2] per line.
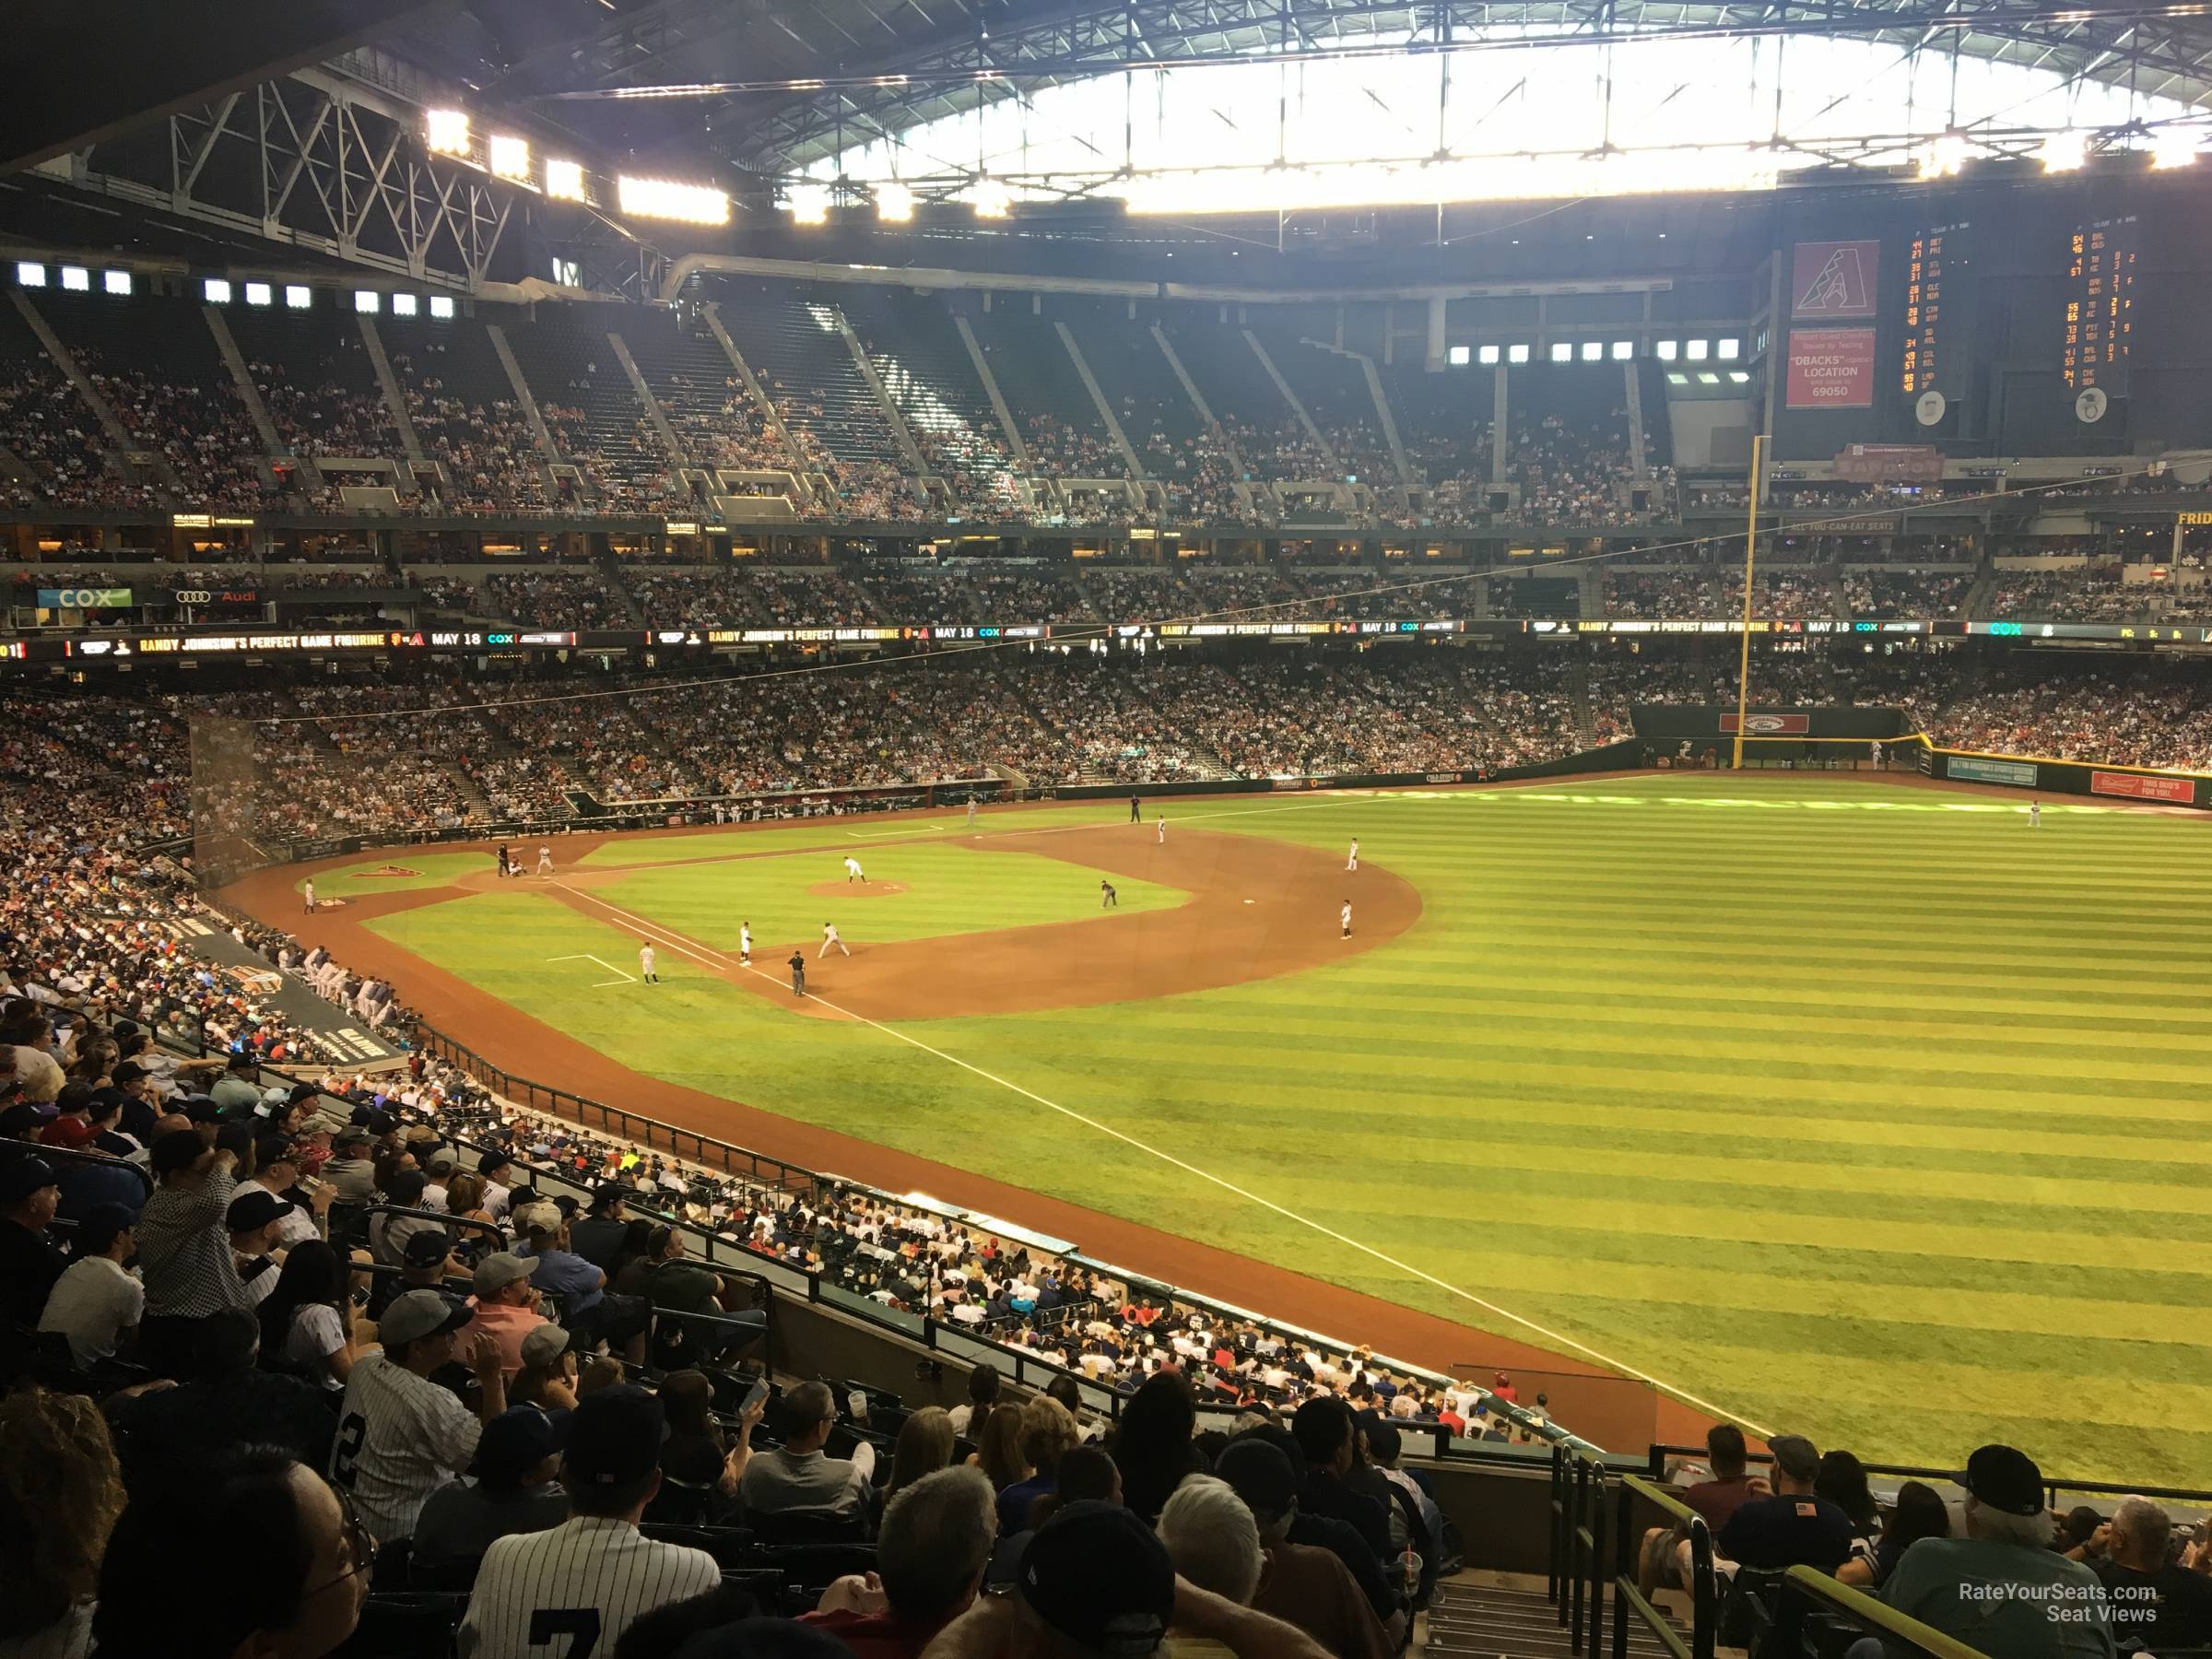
[2062, 216, 2136, 393]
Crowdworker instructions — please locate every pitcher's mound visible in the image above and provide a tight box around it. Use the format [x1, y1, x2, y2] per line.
[806, 879, 909, 899]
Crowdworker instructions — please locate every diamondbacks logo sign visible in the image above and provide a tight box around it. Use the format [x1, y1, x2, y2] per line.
[1791, 241, 1880, 319]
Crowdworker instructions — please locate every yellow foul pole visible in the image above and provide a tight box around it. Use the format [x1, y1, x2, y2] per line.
[1731, 432, 1764, 770]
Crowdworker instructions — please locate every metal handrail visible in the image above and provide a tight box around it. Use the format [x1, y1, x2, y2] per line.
[1613, 1473, 1714, 1659]
[1780, 1563, 1988, 1658]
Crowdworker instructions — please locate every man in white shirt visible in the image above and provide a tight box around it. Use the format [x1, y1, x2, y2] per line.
[38, 1203, 143, 1370]
[332, 1288, 507, 1542]
[459, 1386, 719, 1659]
[473, 1152, 514, 1222]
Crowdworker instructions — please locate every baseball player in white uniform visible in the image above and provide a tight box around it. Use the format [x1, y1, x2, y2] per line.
[739, 922, 752, 966]
[1347, 838, 1359, 872]
[2030, 799, 2041, 828]
[966, 797, 978, 827]
[1341, 900, 1352, 939]
[844, 855, 865, 884]
[458, 1386, 720, 1659]
[535, 844, 553, 877]
[331, 1289, 504, 1544]
[638, 943, 657, 984]
[302, 878, 316, 913]
[1157, 815, 1166, 844]
[818, 921, 850, 959]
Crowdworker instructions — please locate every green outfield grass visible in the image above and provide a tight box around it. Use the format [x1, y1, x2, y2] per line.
[360, 777, 2212, 1483]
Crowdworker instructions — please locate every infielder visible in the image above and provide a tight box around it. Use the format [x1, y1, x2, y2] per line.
[843, 856, 865, 884]
[1100, 880, 1117, 909]
[739, 922, 752, 966]
[639, 942, 657, 984]
[1347, 838, 1359, 872]
[1156, 815, 1166, 844]
[535, 843, 553, 877]
[1341, 900, 1352, 939]
[302, 878, 316, 914]
[818, 921, 850, 959]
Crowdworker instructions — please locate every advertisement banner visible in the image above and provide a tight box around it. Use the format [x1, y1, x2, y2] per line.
[38, 587, 132, 609]
[1719, 712, 1811, 735]
[1832, 443, 1945, 485]
[1947, 755, 2038, 787]
[1786, 330, 1877, 408]
[1791, 240, 1881, 318]
[2090, 771, 2194, 803]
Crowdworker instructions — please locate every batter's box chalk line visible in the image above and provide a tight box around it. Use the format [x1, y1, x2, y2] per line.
[549, 952, 640, 988]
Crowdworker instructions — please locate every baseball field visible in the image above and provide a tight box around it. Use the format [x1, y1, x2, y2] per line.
[255, 774, 2212, 1484]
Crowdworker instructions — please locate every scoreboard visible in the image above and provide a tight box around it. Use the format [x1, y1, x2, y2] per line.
[1900, 221, 1971, 400]
[2062, 216, 2136, 394]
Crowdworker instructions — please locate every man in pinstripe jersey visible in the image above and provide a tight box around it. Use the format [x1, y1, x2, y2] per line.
[459, 1384, 719, 1659]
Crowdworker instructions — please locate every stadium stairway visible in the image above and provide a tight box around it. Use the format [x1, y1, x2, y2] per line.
[1425, 1580, 1690, 1659]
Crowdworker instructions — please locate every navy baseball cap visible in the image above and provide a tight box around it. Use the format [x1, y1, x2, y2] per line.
[564, 1384, 665, 1489]
[1018, 1500, 1174, 1654]
[469, 1406, 571, 1487]
[0, 1155, 61, 1204]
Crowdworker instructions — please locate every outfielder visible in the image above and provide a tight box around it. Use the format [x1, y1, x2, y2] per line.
[739, 922, 752, 966]
[1130, 793, 1142, 823]
[535, 843, 553, 877]
[1341, 900, 1352, 939]
[2030, 799, 2041, 828]
[1100, 880, 1117, 909]
[638, 943, 657, 984]
[967, 798, 977, 827]
[843, 855, 865, 884]
[818, 921, 850, 959]
[1347, 838, 1359, 872]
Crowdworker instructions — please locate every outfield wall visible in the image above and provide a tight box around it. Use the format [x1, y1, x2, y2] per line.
[1918, 742, 2212, 809]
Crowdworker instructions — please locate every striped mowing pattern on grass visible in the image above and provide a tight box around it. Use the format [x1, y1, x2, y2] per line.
[363, 776, 2212, 1484]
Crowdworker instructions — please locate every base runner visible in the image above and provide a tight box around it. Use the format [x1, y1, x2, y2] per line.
[739, 923, 752, 966]
[1341, 900, 1352, 940]
[638, 943, 657, 984]
[818, 922, 851, 959]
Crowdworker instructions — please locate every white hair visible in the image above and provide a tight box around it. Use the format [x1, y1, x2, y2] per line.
[2112, 1496, 2172, 1559]
[1159, 1474, 1265, 1605]
[1966, 1499, 2055, 1550]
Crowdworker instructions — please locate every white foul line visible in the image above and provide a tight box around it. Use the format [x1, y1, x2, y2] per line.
[547, 875, 1770, 1437]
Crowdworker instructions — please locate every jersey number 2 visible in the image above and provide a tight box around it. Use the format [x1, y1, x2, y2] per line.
[528, 1609, 602, 1659]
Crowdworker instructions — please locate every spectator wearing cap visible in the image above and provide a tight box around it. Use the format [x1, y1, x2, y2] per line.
[110, 1060, 161, 1140]
[53, 1094, 151, 1224]
[570, 1182, 633, 1273]
[415, 1406, 573, 1570]
[512, 1324, 580, 1412]
[37, 1201, 142, 1372]
[1213, 1438, 1394, 1659]
[1230, 1425, 1402, 1636]
[228, 1186, 297, 1309]
[370, 1228, 473, 1322]
[422, 1149, 456, 1213]
[1716, 1433, 1855, 1574]
[740, 1379, 877, 1524]
[332, 1287, 507, 1542]
[210, 1049, 263, 1117]
[36, 1079, 97, 1148]
[253, 1135, 331, 1247]
[1876, 1445, 2114, 1658]
[322, 1129, 379, 1206]
[801, 1465, 999, 1656]
[370, 1168, 442, 1266]
[1358, 1418, 1438, 1609]
[470, 1252, 551, 1378]
[923, 1498, 1331, 1657]
[475, 1150, 515, 1220]
[2095, 1494, 2212, 1653]
[134, 1127, 246, 1374]
[459, 1385, 721, 1659]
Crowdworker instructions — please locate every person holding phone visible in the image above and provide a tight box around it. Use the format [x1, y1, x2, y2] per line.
[260, 1239, 364, 1392]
